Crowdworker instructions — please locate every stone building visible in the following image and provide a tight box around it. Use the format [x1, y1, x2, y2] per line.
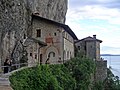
[0, 0, 68, 70]
[75, 35, 102, 61]
[75, 35, 107, 82]
[25, 13, 78, 66]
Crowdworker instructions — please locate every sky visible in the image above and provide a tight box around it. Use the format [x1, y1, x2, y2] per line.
[66, 0, 120, 54]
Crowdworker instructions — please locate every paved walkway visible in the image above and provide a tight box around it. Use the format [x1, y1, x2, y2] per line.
[0, 67, 28, 90]
[0, 73, 12, 90]
[0, 86, 12, 90]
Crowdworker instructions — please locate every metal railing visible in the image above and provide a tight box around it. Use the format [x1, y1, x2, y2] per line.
[0, 62, 39, 74]
[0, 59, 69, 75]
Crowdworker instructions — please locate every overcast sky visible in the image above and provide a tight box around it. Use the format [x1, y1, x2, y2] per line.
[66, 0, 120, 54]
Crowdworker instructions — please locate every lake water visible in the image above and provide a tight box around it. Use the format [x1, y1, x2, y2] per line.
[101, 56, 120, 78]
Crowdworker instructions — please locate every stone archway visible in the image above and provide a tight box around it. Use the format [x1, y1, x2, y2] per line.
[45, 46, 59, 64]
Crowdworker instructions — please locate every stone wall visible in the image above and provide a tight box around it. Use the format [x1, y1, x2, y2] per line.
[95, 42, 101, 61]
[95, 60, 107, 82]
[75, 41, 86, 56]
[86, 41, 96, 60]
[63, 32, 74, 61]
[0, 0, 68, 66]
[31, 16, 75, 64]
[75, 40, 101, 60]
[32, 17, 63, 64]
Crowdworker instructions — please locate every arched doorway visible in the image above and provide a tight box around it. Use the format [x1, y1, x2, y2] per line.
[45, 46, 59, 64]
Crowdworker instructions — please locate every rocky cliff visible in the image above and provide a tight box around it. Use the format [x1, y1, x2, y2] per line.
[0, 0, 68, 66]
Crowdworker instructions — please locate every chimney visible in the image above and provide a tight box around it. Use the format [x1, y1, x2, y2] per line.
[93, 35, 96, 39]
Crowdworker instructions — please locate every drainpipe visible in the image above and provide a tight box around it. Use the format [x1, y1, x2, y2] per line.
[38, 46, 42, 65]
[38, 46, 40, 64]
[62, 31, 65, 64]
[93, 35, 96, 60]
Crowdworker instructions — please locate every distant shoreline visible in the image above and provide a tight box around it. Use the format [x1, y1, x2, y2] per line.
[101, 54, 120, 56]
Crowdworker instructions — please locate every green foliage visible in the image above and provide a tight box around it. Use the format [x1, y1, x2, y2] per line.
[10, 65, 60, 90]
[92, 68, 120, 90]
[93, 81, 104, 90]
[10, 55, 96, 90]
[49, 64, 76, 90]
[10, 64, 76, 90]
[104, 68, 120, 90]
[64, 56, 96, 90]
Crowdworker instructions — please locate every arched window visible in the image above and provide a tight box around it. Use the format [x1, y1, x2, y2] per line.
[48, 52, 55, 57]
[67, 51, 69, 58]
[24, 34, 26, 39]
[63, 50, 66, 60]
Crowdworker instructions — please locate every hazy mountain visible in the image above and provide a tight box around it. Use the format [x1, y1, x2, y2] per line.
[101, 46, 120, 55]
[101, 54, 120, 56]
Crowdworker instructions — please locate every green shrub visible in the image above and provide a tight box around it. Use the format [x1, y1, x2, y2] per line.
[92, 81, 104, 90]
[10, 64, 76, 90]
[10, 65, 60, 90]
[103, 68, 120, 90]
[49, 64, 76, 90]
[10, 55, 96, 90]
[64, 56, 96, 90]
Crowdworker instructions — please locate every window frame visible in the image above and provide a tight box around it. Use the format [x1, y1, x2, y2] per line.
[36, 29, 41, 37]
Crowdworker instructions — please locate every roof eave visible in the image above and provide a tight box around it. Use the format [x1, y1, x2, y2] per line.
[32, 14, 78, 40]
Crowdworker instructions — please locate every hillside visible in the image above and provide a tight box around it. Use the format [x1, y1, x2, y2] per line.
[0, 0, 68, 66]
[101, 54, 120, 56]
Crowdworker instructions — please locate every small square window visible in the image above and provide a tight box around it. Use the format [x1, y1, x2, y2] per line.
[36, 29, 41, 37]
[78, 46, 80, 50]
[30, 53, 32, 56]
[54, 33, 57, 36]
[35, 54, 37, 59]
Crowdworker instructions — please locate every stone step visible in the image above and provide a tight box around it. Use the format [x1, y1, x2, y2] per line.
[0, 86, 13, 90]
[0, 68, 27, 90]
[0, 73, 11, 78]
[0, 77, 10, 86]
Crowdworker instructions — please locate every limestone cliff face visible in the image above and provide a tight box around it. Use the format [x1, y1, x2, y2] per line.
[0, 0, 68, 65]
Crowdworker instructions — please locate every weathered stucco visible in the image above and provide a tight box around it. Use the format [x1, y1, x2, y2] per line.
[29, 15, 75, 65]
[31, 17, 63, 64]
[0, 0, 68, 66]
[63, 32, 74, 61]
[75, 35, 102, 61]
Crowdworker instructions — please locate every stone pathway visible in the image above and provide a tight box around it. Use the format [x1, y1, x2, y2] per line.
[0, 74, 13, 90]
[0, 86, 12, 90]
[0, 67, 29, 90]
